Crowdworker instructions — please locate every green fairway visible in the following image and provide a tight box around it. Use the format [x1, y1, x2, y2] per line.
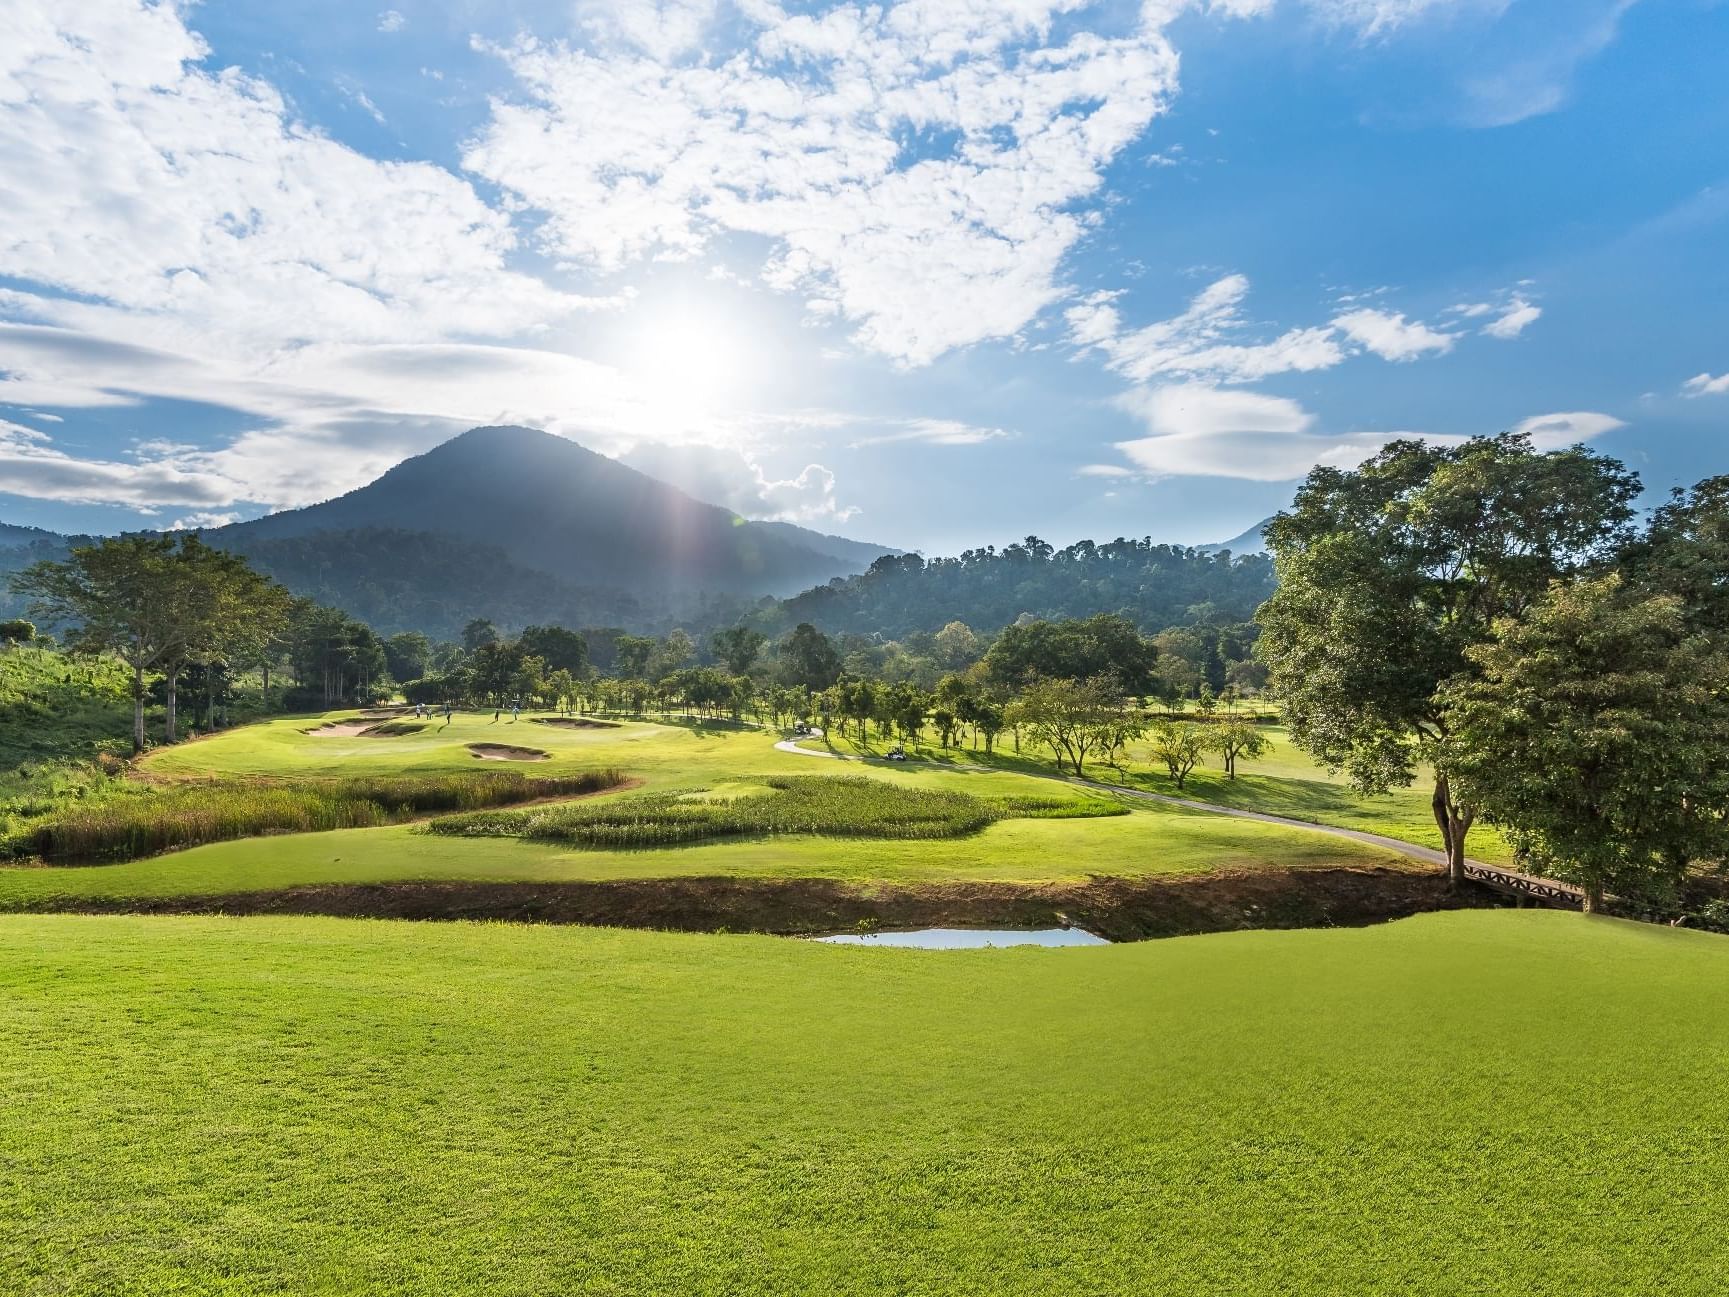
[802, 723, 1519, 865]
[0, 795, 1406, 904]
[2, 910, 1724, 1294]
[141, 711, 813, 789]
[0, 711, 1423, 905]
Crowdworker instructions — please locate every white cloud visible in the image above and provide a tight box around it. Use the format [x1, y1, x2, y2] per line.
[1068, 276, 1347, 384]
[1303, 0, 1508, 34]
[168, 511, 243, 530]
[467, 2, 1181, 366]
[619, 440, 856, 523]
[1077, 463, 1135, 477]
[1072, 275, 1472, 383]
[1682, 372, 1729, 398]
[377, 10, 405, 33]
[1481, 296, 1541, 339]
[1119, 383, 1317, 439]
[0, 1, 604, 360]
[1511, 410, 1625, 450]
[847, 419, 1011, 449]
[1331, 307, 1455, 361]
[1097, 384, 1626, 482]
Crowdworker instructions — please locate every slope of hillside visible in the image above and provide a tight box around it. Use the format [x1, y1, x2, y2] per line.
[223, 528, 645, 640]
[753, 537, 1276, 638]
[213, 426, 888, 600]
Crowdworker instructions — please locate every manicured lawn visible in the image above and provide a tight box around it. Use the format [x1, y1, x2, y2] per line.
[0, 711, 1416, 904]
[1, 910, 1724, 1294]
[807, 723, 1518, 865]
[141, 711, 810, 789]
[0, 796, 1406, 904]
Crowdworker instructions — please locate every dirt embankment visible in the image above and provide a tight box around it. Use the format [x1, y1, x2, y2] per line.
[33, 867, 1499, 940]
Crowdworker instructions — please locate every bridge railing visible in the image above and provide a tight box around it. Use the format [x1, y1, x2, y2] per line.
[1463, 862, 1585, 909]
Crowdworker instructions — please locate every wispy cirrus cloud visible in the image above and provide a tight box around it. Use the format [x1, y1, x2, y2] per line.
[1682, 372, 1729, 398]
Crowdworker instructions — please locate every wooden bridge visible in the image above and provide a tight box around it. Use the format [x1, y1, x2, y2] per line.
[1461, 862, 1585, 909]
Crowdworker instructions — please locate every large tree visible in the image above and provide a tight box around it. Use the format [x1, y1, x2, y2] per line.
[1256, 433, 1640, 885]
[1440, 576, 1729, 913]
[518, 624, 590, 677]
[1012, 677, 1123, 777]
[983, 613, 1158, 694]
[710, 624, 767, 675]
[776, 623, 842, 691]
[12, 535, 283, 753]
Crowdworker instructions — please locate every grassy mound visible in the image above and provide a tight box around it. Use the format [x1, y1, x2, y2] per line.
[0, 646, 135, 771]
[425, 775, 1125, 848]
[9, 770, 627, 864]
[1, 911, 1724, 1294]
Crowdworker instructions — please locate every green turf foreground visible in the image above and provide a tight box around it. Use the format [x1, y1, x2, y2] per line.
[3, 912, 1726, 1295]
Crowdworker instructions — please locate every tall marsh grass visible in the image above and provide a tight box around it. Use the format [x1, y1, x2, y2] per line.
[12, 769, 627, 864]
[426, 776, 1124, 849]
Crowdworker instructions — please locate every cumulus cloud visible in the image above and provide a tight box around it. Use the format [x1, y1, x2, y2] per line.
[1511, 410, 1626, 449]
[467, 1, 1181, 365]
[0, 1, 600, 358]
[1331, 307, 1456, 361]
[1683, 372, 1729, 398]
[619, 440, 856, 523]
[168, 511, 243, 530]
[377, 10, 405, 33]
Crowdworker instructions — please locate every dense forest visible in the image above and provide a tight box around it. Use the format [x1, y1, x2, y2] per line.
[749, 537, 1275, 640]
[222, 529, 646, 640]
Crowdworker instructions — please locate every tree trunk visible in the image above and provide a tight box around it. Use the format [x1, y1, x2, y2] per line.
[132, 659, 146, 756]
[1432, 772, 1471, 889]
[164, 663, 178, 744]
[1582, 881, 1604, 914]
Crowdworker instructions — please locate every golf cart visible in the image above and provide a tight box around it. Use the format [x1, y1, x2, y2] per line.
[886, 743, 907, 761]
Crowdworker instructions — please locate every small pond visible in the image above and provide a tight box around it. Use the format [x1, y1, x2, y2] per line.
[814, 927, 1109, 949]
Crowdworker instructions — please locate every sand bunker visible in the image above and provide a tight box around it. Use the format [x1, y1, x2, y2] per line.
[305, 721, 375, 738]
[306, 719, 427, 739]
[468, 743, 551, 761]
[532, 717, 620, 730]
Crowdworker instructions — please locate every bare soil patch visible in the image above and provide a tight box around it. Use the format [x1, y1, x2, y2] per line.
[468, 743, 551, 762]
[30, 867, 1501, 940]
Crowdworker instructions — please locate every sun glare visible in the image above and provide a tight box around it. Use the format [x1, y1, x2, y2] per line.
[618, 304, 755, 434]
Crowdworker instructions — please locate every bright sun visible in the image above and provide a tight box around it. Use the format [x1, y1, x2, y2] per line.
[619, 305, 754, 435]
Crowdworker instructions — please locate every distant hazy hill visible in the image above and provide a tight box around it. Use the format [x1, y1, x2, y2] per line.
[212, 426, 891, 602]
[1198, 517, 1272, 556]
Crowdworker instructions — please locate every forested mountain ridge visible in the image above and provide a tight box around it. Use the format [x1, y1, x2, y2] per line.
[210, 426, 891, 599]
[752, 536, 1276, 639]
[216, 528, 644, 641]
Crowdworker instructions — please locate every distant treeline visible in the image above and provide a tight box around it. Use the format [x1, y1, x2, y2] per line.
[737, 536, 1274, 641]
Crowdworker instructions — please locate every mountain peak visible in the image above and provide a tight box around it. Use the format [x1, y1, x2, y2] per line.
[211, 424, 891, 604]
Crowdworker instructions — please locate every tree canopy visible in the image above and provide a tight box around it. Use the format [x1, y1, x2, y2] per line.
[1256, 433, 1640, 884]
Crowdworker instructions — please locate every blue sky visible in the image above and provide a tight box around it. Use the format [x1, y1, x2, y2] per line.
[0, 0, 1725, 552]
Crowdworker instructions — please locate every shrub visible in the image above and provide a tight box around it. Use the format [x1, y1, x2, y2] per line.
[11, 769, 627, 864]
[426, 776, 1122, 849]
